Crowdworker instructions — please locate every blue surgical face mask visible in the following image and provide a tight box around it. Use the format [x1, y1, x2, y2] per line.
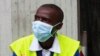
[32, 21, 61, 42]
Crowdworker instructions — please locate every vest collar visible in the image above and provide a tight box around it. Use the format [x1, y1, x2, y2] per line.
[29, 36, 61, 53]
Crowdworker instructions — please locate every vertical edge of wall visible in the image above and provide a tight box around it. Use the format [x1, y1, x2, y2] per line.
[0, 0, 12, 56]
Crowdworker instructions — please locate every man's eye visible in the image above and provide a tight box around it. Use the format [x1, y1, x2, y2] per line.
[34, 15, 51, 23]
[34, 16, 41, 20]
[35, 16, 39, 19]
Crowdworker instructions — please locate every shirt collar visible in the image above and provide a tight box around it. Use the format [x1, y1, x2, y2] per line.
[29, 36, 61, 53]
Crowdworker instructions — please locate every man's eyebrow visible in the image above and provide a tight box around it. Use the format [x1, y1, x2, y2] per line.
[35, 15, 51, 19]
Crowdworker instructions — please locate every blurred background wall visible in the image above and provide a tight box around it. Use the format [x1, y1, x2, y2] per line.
[0, 0, 78, 56]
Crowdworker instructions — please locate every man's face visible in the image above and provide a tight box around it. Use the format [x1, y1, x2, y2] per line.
[34, 7, 59, 26]
[34, 7, 63, 33]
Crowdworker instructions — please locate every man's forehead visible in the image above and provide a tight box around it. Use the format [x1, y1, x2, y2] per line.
[37, 7, 57, 13]
[37, 9, 51, 13]
[36, 7, 58, 18]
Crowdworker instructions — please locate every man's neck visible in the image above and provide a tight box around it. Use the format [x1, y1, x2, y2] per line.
[39, 36, 55, 50]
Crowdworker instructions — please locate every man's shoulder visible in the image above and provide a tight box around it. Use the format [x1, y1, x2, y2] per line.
[57, 33, 80, 56]
[58, 33, 78, 40]
[57, 33, 80, 45]
[15, 34, 33, 42]
[10, 34, 34, 55]
[20, 34, 34, 41]
[10, 34, 34, 47]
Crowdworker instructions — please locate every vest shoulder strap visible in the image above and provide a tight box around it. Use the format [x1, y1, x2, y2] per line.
[57, 34, 80, 56]
[10, 35, 34, 56]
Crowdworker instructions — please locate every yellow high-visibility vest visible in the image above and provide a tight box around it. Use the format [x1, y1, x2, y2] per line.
[10, 33, 80, 56]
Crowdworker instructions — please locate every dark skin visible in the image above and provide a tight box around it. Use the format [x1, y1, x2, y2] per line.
[34, 7, 63, 49]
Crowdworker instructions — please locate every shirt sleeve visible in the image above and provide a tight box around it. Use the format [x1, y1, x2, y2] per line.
[74, 50, 80, 56]
[13, 52, 16, 56]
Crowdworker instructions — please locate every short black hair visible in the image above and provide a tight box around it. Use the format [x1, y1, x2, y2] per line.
[39, 4, 64, 23]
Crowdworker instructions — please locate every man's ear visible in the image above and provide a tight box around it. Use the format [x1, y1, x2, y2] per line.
[51, 23, 63, 34]
[56, 23, 63, 30]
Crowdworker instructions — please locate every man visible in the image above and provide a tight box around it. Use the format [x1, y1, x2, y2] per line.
[10, 4, 80, 56]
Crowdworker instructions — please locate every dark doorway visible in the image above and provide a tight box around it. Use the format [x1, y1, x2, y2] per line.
[80, 0, 100, 56]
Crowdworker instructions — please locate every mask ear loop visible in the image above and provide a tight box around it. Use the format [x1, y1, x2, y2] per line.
[53, 22, 62, 27]
[50, 22, 62, 37]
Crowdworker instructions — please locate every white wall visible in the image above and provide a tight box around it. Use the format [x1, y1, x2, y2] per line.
[0, 0, 12, 56]
[0, 0, 78, 56]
